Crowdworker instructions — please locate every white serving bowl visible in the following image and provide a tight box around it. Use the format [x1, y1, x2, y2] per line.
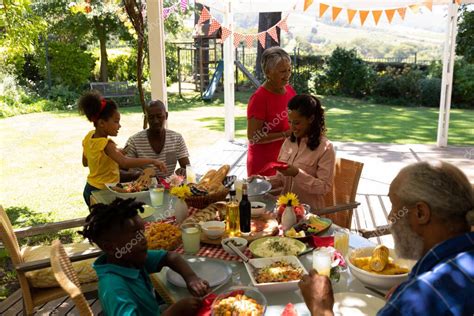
[245, 255, 307, 293]
[105, 182, 150, 203]
[221, 237, 248, 256]
[201, 221, 226, 240]
[348, 247, 416, 290]
[250, 201, 266, 217]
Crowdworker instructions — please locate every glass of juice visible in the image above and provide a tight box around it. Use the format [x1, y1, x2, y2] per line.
[313, 248, 332, 277]
[150, 184, 164, 207]
[186, 164, 196, 184]
[334, 228, 350, 257]
[181, 223, 201, 254]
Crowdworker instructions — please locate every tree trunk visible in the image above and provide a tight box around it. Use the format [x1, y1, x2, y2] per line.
[256, 12, 281, 81]
[123, 0, 147, 128]
[93, 17, 108, 82]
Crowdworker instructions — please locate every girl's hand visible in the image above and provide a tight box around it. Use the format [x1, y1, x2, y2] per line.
[153, 160, 168, 173]
[275, 164, 299, 177]
[247, 175, 265, 183]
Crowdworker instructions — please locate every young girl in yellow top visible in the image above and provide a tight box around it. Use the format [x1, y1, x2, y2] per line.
[79, 92, 167, 206]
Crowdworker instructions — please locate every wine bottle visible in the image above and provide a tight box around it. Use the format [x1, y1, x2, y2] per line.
[239, 182, 251, 235]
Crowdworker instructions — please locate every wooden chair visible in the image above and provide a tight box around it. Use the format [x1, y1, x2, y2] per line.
[50, 240, 93, 316]
[0, 205, 101, 315]
[317, 158, 364, 229]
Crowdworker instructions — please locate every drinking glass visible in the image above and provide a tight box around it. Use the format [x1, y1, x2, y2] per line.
[234, 179, 243, 202]
[181, 223, 201, 254]
[186, 164, 196, 184]
[150, 184, 164, 207]
[313, 248, 332, 277]
[334, 228, 350, 257]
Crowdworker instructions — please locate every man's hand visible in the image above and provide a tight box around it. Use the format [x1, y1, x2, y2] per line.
[153, 160, 168, 173]
[185, 275, 210, 297]
[275, 164, 299, 177]
[163, 297, 202, 315]
[175, 167, 186, 177]
[299, 269, 335, 316]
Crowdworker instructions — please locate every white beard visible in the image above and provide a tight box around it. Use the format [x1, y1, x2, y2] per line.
[390, 214, 424, 260]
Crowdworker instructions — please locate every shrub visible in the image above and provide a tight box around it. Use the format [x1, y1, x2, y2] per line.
[165, 42, 179, 86]
[372, 66, 425, 105]
[314, 47, 375, 98]
[452, 59, 474, 108]
[35, 41, 95, 90]
[419, 78, 441, 107]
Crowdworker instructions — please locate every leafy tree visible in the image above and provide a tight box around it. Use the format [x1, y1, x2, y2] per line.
[456, 7, 474, 63]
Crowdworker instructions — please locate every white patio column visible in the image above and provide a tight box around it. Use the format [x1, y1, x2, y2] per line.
[436, 0, 458, 147]
[147, 0, 168, 110]
[223, 2, 235, 141]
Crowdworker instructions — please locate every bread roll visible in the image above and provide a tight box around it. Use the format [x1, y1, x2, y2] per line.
[209, 164, 230, 187]
[198, 169, 216, 185]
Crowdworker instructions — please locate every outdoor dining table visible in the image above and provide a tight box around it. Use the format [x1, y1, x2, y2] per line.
[90, 189, 385, 315]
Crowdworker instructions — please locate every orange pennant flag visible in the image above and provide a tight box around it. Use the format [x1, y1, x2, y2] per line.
[197, 7, 211, 25]
[221, 26, 232, 42]
[258, 32, 266, 48]
[347, 9, 357, 24]
[278, 17, 289, 33]
[372, 10, 383, 25]
[245, 35, 254, 48]
[332, 7, 342, 21]
[319, 3, 330, 18]
[233, 33, 243, 48]
[423, 1, 433, 11]
[208, 19, 221, 35]
[268, 26, 279, 44]
[455, 0, 461, 4]
[409, 4, 421, 13]
[359, 10, 369, 26]
[304, 0, 314, 11]
[397, 7, 406, 20]
[384, 9, 396, 23]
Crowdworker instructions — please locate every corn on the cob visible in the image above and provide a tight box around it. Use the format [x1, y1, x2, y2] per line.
[369, 245, 389, 272]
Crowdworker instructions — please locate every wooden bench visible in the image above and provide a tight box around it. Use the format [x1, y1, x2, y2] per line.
[89, 82, 136, 102]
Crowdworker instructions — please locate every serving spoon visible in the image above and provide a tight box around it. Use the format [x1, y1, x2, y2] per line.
[224, 239, 260, 275]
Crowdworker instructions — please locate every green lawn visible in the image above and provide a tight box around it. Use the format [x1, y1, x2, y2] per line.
[1, 91, 472, 224]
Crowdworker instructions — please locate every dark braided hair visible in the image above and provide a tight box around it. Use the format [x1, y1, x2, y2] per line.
[79, 198, 144, 244]
[78, 91, 118, 125]
[288, 94, 326, 151]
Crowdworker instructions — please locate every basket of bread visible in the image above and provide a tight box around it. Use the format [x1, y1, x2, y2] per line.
[185, 164, 233, 209]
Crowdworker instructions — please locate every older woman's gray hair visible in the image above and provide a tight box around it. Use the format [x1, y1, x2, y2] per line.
[261, 47, 291, 78]
[396, 161, 474, 226]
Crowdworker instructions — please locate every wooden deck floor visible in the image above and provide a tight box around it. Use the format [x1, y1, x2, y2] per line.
[3, 140, 471, 314]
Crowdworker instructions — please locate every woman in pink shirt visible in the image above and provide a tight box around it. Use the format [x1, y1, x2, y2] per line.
[260, 94, 336, 211]
[247, 47, 296, 176]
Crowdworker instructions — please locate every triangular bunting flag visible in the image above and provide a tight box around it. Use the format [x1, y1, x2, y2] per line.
[258, 32, 266, 48]
[198, 7, 211, 25]
[359, 10, 369, 26]
[397, 7, 406, 20]
[385, 9, 396, 23]
[347, 9, 357, 24]
[455, 0, 461, 4]
[268, 26, 279, 43]
[423, 1, 433, 11]
[208, 19, 221, 35]
[221, 26, 231, 42]
[409, 5, 421, 13]
[319, 3, 330, 18]
[233, 33, 243, 47]
[372, 10, 383, 25]
[245, 35, 255, 48]
[278, 18, 289, 33]
[180, 0, 187, 12]
[304, 0, 314, 11]
[332, 7, 342, 21]
[163, 8, 171, 19]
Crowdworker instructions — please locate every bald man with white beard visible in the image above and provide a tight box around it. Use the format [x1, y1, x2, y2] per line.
[299, 161, 474, 316]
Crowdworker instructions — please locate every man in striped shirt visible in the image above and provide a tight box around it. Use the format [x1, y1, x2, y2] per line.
[299, 161, 474, 316]
[122, 100, 190, 179]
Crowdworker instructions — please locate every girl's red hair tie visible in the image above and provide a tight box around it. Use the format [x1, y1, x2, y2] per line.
[92, 98, 107, 122]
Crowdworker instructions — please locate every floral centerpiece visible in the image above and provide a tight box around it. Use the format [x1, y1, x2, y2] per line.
[276, 192, 306, 222]
[169, 184, 191, 224]
[161, 174, 185, 190]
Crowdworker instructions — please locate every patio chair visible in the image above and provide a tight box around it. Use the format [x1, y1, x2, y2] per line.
[316, 158, 364, 229]
[0, 205, 101, 315]
[50, 240, 93, 316]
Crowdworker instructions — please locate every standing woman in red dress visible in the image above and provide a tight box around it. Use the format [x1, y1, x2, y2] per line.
[247, 47, 296, 176]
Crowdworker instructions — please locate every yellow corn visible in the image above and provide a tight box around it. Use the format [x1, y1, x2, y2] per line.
[369, 245, 389, 272]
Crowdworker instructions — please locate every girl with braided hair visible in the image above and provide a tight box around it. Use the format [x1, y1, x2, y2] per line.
[79, 92, 168, 206]
[80, 198, 209, 315]
[250, 94, 336, 211]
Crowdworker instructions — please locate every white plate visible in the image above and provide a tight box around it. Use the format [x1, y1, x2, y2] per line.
[333, 292, 385, 316]
[166, 259, 232, 288]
